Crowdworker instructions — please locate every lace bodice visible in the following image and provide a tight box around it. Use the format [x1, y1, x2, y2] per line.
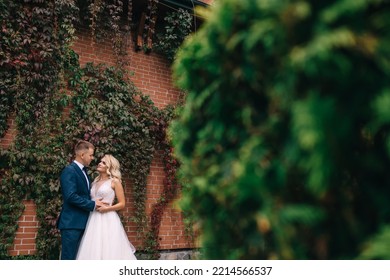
[91, 179, 115, 206]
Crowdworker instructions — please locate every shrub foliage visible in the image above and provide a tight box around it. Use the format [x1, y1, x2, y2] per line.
[172, 0, 390, 259]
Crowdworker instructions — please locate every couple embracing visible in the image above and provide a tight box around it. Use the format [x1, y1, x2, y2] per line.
[56, 140, 137, 260]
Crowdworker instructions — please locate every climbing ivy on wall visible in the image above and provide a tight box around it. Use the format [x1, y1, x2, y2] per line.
[0, 0, 183, 259]
[0, 0, 78, 259]
[154, 8, 193, 62]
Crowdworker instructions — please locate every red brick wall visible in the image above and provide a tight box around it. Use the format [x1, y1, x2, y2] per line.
[201, 0, 214, 5]
[0, 114, 16, 150]
[145, 151, 193, 249]
[4, 30, 195, 256]
[7, 200, 39, 256]
[74, 31, 183, 109]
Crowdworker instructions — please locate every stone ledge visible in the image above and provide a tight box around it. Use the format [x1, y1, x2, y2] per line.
[137, 249, 201, 260]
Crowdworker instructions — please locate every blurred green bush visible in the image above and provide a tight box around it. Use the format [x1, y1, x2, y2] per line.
[171, 0, 390, 259]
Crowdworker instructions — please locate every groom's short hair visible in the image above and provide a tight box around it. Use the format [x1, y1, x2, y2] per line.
[74, 140, 94, 155]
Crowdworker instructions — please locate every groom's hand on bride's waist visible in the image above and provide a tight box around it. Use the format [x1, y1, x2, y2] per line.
[95, 199, 109, 210]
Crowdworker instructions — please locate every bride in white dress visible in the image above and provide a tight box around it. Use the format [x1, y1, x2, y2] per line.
[76, 154, 137, 260]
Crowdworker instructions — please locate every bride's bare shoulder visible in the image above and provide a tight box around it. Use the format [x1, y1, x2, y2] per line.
[111, 178, 122, 188]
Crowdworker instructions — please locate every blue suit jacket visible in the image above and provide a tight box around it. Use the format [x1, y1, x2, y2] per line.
[57, 162, 95, 230]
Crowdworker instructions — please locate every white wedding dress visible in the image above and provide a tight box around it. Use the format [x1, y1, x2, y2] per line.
[76, 179, 137, 260]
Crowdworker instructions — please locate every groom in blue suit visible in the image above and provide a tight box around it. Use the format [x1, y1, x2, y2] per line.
[57, 140, 105, 260]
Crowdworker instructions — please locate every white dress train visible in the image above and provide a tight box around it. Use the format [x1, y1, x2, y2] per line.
[76, 179, 137, 260]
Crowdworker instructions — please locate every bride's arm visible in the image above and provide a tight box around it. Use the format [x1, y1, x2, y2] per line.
[97, 178, 125, 213]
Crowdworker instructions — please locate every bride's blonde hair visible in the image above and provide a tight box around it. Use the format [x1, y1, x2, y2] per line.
[94, 154, 122, 182]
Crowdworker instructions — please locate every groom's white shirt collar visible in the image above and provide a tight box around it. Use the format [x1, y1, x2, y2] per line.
[73, 160, 84, 171]
[74, 160, 90, 188]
